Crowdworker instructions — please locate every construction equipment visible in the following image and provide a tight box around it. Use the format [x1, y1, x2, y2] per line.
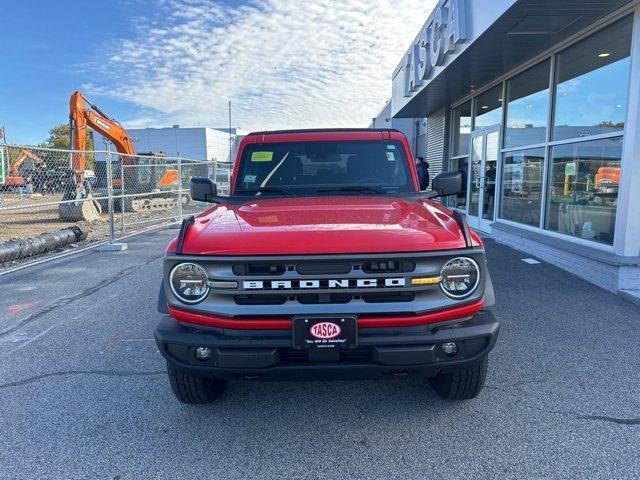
[67, 91, 182, 216]
[60, 91, 112, 221]
[5, 149, 47, 189]
[594, 166, 620, 196]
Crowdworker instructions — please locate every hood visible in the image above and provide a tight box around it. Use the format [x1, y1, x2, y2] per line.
[175, 196, 473, 256]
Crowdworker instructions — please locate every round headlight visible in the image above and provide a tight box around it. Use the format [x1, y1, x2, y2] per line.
[440, 257, 480, 299]
[170, 262, 210, 304]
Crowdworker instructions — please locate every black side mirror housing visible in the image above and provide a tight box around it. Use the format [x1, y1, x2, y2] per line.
[190, 177, 218, 202]
[431, 171, 463, 197]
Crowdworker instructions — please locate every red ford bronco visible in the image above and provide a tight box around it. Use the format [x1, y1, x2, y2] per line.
[155, 129, 499, 404]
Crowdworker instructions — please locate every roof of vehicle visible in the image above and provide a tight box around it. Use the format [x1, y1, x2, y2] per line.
[241, 128, 410, 144]
[247, 128, 403, 135]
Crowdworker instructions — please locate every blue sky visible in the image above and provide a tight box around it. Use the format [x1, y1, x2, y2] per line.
[1, 0, 430, 146]
[0, 1, 149, 144]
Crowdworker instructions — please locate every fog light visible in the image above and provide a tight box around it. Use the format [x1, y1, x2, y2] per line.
[441, 342, 459, 357]
[194, 347, 212, 362]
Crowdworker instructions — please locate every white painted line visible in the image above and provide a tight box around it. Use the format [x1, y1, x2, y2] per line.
[522, 258, 541, 265]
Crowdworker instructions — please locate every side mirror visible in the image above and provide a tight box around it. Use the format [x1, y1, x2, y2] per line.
[431, 171, 462, 197]
[190, 177, 218, 202]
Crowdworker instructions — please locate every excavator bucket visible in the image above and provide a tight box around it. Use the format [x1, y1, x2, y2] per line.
[59, 198, 101, 222]
[58, 179, 102, 222]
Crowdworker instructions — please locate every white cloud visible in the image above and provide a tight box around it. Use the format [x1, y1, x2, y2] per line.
[89, 0, 435, 131]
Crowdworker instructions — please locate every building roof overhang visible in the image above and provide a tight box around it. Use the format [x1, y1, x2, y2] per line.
[392, 0, 634, 118]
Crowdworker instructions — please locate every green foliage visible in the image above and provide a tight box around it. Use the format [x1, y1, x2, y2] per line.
[40, 124, 95, 151]
[598, 120, 625, 129]
[40, 124, 96, 169]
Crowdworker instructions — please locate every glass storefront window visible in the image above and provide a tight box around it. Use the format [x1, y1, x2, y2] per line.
[545, 137, 623, 245]
[500, 148, 544, 227]
[451, 101, 472, 156]
[505, 61, 550, 148]
[474, 85, 503, 129]
[553, 16, 632, 141]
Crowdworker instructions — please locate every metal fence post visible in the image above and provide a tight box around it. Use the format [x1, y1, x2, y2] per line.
[177, 156, 183, 222]
[97, 146, 128, 252]
[106, 147, 115, 244]
[120, 155, 125, 232]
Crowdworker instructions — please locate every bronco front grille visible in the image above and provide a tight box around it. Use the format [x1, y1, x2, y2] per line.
[229, 258, 419, 306]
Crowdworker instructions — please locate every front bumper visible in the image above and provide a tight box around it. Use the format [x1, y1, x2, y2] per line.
[154, 310, 499, 381]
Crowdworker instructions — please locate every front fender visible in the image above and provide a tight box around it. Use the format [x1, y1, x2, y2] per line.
[157, 281, 169, 314]
[483, 270, 496, 308]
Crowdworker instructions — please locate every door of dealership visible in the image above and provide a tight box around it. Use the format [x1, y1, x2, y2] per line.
[467, 125, 500, 232]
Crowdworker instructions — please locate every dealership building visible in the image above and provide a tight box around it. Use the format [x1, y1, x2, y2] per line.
[376, 0, 640, 296]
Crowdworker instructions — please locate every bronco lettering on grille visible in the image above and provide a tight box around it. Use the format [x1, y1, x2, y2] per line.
[242, 278, 406, 290]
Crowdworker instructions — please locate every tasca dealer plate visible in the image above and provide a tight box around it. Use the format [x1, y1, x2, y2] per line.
[292, 316, 357, 349]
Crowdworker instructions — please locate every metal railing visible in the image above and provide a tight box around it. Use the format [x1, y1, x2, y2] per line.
[0, 143, 231, 266]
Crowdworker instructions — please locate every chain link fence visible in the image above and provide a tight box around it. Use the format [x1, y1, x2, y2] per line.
[0, 143, 231, 267]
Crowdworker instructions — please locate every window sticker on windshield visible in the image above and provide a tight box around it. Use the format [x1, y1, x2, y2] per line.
[387, 144, 396, 150]
[244, 174, 257, 183]
[386, 151, 396, 162]
[251, 151, 273, 162]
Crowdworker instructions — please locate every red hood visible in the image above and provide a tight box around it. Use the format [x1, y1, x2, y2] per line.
[173, 196, 477, 255]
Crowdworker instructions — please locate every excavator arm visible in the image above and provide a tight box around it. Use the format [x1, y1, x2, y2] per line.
[69, 91, 136, 180]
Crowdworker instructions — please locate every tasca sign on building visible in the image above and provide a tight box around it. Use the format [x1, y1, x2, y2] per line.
[391, 0, 468, 117]
[403, 0, 467, 97]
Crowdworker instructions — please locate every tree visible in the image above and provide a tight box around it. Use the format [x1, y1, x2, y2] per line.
[40, 123, 96, 170]
[598, 120, 625, 129]
[41, 124, 95, 151]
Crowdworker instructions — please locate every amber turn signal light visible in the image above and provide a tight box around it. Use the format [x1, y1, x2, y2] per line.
[411, 276, 443, 285]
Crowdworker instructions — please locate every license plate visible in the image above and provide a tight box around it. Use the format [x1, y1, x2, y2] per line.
[292, 316, 357, 349]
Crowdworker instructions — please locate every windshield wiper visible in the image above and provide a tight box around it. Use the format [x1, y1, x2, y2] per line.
[316, 186, 389, 195]
[236, 187, 297, 197]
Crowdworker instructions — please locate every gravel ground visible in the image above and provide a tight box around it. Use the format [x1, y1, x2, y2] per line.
[0, 229, 639, 480]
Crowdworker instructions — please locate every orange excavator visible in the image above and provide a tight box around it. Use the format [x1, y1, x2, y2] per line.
[69, 90, 136, 179]
[65, 91, 180, 217]
[5, 149, 47, 188]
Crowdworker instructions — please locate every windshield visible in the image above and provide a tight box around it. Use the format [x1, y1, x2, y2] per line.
[234, 140, 414, 196]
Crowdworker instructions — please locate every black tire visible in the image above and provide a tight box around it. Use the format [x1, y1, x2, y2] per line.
[167, 365, 227, 404]
[429, 356, 488, 400]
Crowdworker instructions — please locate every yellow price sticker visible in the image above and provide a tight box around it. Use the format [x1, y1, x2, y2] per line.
[251, 151, 274, 162]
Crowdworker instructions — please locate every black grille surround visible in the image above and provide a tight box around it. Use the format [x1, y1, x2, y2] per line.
[163, 248, 489, 320]
[231, 258, 417, 306]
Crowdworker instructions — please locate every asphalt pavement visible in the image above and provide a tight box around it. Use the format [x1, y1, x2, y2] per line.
[1, 228, 639, 479]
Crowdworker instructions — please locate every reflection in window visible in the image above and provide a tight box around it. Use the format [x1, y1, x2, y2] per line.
[505, 61, 550, 148]
[468, 136, 484, 217]
[500, 148, 544, 227]
[447, 157, 468, 210]
[553, 16, 632, 141]
[545, 137, 622, 245]
[474, 85, 503, 129]
[451, 101, 471, 156]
